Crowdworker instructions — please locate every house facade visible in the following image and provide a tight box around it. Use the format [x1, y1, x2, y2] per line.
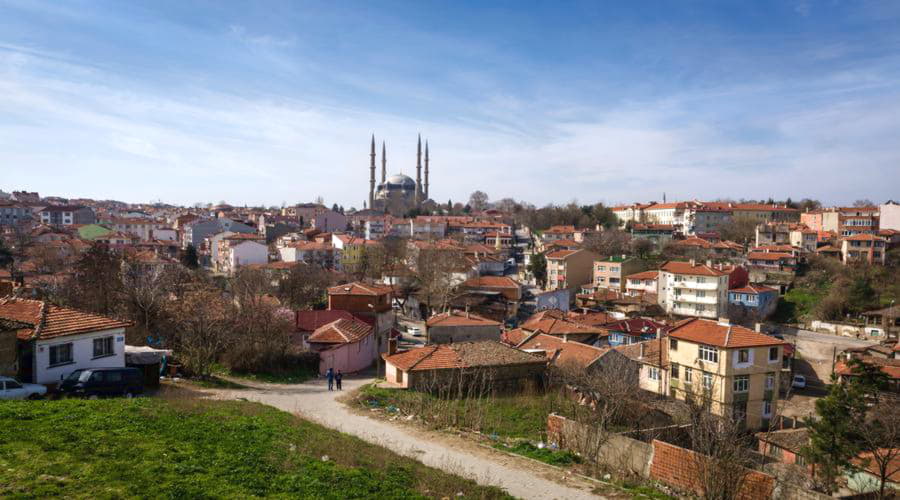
[0, 298, 131, 386]
[39, 205, 95, 226]
[841, 234, 887, 265]
[667, 318, 786, 430]
[545, 248, 598, 291]
[425, 310, 502, 344]
[657, 261, 730, 319]
[728, 285, 779, 319]
[593, 256, 645, 292]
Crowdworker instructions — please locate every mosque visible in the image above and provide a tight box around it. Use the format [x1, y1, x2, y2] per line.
[366, 134, 434, 215]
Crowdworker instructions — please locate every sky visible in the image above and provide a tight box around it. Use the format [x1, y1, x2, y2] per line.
[1, 0, 899, 209]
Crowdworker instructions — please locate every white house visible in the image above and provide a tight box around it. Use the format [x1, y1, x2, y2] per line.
[657, 261, 730, 319]
[0, 298, 131, 385]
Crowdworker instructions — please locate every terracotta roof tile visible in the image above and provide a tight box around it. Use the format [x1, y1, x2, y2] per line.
[308, 318, 372, 344]
[625, 270, 659, 281]
[327, 282, 393, 296]
[668, 318, 786, 349]
[384, 341, 545, 371]
[426, 310, 501, 327]
[0, 297, 131, 341]
[614, 337, 669, 367]
[660, 261, 727, 277]
[515, 331, 611, 369]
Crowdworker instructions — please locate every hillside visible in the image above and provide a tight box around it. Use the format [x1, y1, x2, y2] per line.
[0, 396, 511, 499]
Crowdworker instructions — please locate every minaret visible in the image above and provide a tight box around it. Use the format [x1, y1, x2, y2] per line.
[415, 134, 422, 205]
[369, 135, 376, 209]
[381, 141, 387, 184]
[424, 140, 430, 200]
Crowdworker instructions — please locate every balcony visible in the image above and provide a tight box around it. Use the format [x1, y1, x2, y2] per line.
[672, 280, 720, 291]
[673, 294, 718, 305]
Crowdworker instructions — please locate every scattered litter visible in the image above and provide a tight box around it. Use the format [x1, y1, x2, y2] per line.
[536, 441, 545, 449]
[321, 455, 330, 462]
[405, 414, 415, 421]
[455, 492, 464, 497]
[603, 473, 611, 481]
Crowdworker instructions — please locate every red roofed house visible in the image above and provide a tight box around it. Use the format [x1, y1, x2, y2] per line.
[841, 234, 887, 265]
[0, 297, 132, 385]
[326, 282, 395, 354]
[381, 340, 546, 390]
[746, 251, 798, 271]
[657, 260, 732, 319]
[667, 318, 787, 429]
[624, 270, 659, 297]
[307, 317, 377, 375]
[425, 310, 502, 344]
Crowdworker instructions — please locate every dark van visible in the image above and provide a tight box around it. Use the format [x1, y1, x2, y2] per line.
[59, 367, 144, 399]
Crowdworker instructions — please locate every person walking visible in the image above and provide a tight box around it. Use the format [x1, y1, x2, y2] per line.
[335, 370, 343, 391]
[326, 368, 334, 391]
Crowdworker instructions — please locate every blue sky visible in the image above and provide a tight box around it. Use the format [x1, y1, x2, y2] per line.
[1, 0, 899, 208]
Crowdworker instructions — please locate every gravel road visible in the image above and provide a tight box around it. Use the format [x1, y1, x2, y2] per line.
[209, 375, 606, 500]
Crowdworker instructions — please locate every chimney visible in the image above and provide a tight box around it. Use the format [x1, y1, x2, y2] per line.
[754, 322, 762, 333]
[690, 258, 696, 267]
[656, 327, 663, 339]
[639, 342, 645, 358]
[562, 334, 568, 343]
[717, 317, 730, 326]
[388, 337, 398, 355]
[705, 259, 713, 268]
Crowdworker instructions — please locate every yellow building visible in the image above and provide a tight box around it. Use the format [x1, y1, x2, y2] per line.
[666, 318, 786, 430]
[332, 234, 377, 274]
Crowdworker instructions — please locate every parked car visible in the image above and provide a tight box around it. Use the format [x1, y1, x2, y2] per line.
[0, 376, 47, 400]
[59, 367, 144, 399]
[407, 326, 423, 337]
[791, 374, 807, 389]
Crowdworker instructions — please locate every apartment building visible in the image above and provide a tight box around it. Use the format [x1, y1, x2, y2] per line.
[801, 207, 880, 237]
[624, 270, 659, 297]
[667, 318, 786, 430]
[38, 205, 95, 226]
[545, 248, 599, 291]
[657, 261, 731, 319]
[593, 256, 646, 292]
[841, 234, 887, 265]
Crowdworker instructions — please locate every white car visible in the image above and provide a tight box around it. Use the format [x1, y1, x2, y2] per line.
[407, 326, 423, 337]
[0, 376, 47, 400]
[791, 375, 807, 389]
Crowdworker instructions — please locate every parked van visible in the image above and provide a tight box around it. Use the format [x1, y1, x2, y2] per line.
[59, 367, 144, 399]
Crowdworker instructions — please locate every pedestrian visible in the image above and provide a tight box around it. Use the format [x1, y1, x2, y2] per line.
[335, 370, 343, 391]
[326, 367, 334, 391]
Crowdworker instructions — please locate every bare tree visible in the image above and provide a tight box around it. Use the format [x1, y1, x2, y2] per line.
[718, 216, 758, 246]
[468, 191, 490, 212]
[857, 401, 900, 499]
[853, 199, 876, 208]
[683, 384, 757, 500]
[119, 259, 179, 337]
[414, 248, 466, 316]
[630, 237, 655, 259]
[166, 285, 234, 378]
[276, 262, 330, 310]
[583, 229, 631, 257]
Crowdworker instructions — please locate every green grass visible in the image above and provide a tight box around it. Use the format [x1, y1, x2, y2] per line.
[223, 368, 316, 385]
[492, 442, 581, 466]
[0, 396, 510, 499]
[773, 288, 824, 323]
[359, 383, 563, 440]
[609, 479, 674, 499]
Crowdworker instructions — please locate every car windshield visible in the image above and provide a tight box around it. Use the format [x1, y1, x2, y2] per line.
[65, 370, 84, 381]
[79, 371, 94, 382]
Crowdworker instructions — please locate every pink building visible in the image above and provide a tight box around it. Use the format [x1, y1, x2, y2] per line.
[308, 318, 377, 375]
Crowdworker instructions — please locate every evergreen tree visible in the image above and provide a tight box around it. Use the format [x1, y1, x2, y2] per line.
[527, 252, 547, 288]
[181, 244, 200, 269]
[802, 376, 868, 493]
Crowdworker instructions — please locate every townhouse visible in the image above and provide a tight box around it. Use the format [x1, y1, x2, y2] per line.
[841, 234, 887, 265]
[657, 261, 742, 319]
[39, 205, 95, 226]
[624, 270, 659, 297]
[545, 248, 599, 292]
[593, 255, 646, 292]
[667, 318, 787, 429]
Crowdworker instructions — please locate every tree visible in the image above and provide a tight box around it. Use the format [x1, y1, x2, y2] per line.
[414, 248, 466, 315]
[225, 268, 294, 374]
[68, 243, 124, 316]
[853, 199, 875, 207]
[630, 237, 655, 259]
[587, 203, 619, 229]
[495, 198, 518, 214]
[180, 244, 200, 269]
[120, 259, 180, 337]
[468, 191, 489, 212]
[277, 263, 330, 310]
[798, 198, 822, 212]
[527, 252, 547, 288]
[583, 229, 631, 257]
[718, 216, 758, 246]
[857, 402, 900, 499]
[803, 375, 868, 494]
[0, 238, 13, 272]
[167, 285, 234, 378]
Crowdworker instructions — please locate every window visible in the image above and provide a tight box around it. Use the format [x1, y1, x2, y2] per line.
[684, 367, 693, 384]
[648, 366, 660, 381]
[49, 343, 73, 366]
[671, 363, 680, 379]
[699, 344, 718, 363]
[697, 290, 706, 298]
[669, 338, 678, 351]
[696, 277, 706, 283]
[5, 380, 22, 390]
[762, 400, 772, 417]
[93, 336, 114, 358]
[766, 373, 775, 390]
[702, 372, 713, 390]
[768, 347, 779, 361]
[738, 349, 749, 363]
[733, 375, 749, 393]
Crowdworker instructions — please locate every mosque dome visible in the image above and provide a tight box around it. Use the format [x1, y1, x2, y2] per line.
[384, 173, 416, 190]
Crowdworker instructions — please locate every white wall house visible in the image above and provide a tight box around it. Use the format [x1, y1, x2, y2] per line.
[226, 240, 268, 273]
[657, 261, 729, 319]
[0, 298, 131, 386]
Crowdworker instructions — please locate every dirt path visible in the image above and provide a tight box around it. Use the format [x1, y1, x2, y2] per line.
[206, 374, 606, 500]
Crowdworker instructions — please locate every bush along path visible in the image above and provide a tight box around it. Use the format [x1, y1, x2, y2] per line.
[205, 374, 610, 500]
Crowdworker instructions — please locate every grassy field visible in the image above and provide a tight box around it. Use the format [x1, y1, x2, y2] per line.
[0, 395, 510, 499]
[358, 383, 564, 440]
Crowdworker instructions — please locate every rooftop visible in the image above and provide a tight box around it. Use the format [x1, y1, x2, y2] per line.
[668, 318, 786, 349]
[383, 341, 545, 371]
[0, 297, 132, 341]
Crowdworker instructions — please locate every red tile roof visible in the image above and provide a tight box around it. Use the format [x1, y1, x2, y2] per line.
[522, 310, 608, 337]
[513, 331, 611, 369]
[625, 270, 659, 281]
[729, 284, 778, 294]
[614, 337, 669, 367]
[461, 275, 521, 289]
[600, 318, 669, 335]
[546, 249, 581, 259]
[747, 252, 795, 261]
[383, 341, 545, 371]
[674, 237, 713, 249]
[835, 358, 900, 380]
[426, 310, 501, 327]
[295, 310, 356, 332]
[327, 282, 393, 296]
[0, 297, 132, 341]
[308, 318, 373, 344]
[660, 261, 727, 277]
[844, 233, 885, 242]
[668, 318, 786, 349]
